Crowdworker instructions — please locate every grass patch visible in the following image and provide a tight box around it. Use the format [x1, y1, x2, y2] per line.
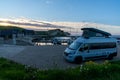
[0, 58, 120, 80]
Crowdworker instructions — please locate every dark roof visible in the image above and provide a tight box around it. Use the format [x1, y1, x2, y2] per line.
[81, 28, 111, 36]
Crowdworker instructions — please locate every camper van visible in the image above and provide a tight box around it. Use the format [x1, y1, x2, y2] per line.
[64, 28, 118, 63]
[64, 37, 117, 63]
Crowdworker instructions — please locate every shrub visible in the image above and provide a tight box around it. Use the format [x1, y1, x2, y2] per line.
[1, 58, 120, 80]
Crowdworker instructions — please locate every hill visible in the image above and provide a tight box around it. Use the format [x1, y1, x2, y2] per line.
[0, 26, 34, 39]
[0, 25, 24, 30]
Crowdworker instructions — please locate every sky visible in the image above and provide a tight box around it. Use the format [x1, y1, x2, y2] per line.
[0, 0, 120, 26]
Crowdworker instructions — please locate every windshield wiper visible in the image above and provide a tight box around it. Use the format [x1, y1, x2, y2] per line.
[69, 47, 75, 50]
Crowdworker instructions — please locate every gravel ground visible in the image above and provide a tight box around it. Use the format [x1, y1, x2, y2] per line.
[0, 45, 120, 70]
[0, 45, 26, 59]
[11, 45, 79, 70]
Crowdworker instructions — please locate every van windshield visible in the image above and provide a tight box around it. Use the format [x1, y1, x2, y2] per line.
[69, 42, 82, 50]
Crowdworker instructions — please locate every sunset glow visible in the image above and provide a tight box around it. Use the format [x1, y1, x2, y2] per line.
[0, 22, 11, 26]
[0, 18, 120, 35]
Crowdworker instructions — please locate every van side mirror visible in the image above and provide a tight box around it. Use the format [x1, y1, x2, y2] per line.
[84, 46, 89, 50]
[79, 48, 84, 52]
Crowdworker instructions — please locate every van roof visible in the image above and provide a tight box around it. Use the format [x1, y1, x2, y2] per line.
[81, 28, 111, 37]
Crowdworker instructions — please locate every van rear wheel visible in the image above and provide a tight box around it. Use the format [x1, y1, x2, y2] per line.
[75, 56, 82, 64]
[108, 54, 113, 60]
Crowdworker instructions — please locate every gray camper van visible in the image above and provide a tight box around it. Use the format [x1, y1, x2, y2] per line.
[64, 28, 117, 63]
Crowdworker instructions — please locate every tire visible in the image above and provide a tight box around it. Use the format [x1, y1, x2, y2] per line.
[75, 56, 83, 64]
[107, 54, 113, 60]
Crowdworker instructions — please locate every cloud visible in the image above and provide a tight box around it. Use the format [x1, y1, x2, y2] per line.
[0, 18, 120, 35]
[51, 21, 120, 35]
[45, 0, 53, 5]
[46, 0, 52, 4]
[0, 18, 70, 30]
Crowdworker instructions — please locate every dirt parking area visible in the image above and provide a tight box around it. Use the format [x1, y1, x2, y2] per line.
[10, 45, 79, 70]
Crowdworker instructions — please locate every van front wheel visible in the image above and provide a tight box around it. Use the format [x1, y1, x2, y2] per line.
[75, 56, 82, 64]
[108, 54, 113, 60]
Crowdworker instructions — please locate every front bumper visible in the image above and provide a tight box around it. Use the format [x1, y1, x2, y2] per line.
[63, 52, 75, 62]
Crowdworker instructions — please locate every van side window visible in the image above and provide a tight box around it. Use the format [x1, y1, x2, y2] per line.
[79, 44, 89, 51]
[84, 44, 89, 50]
[90, 42, 116, 50]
